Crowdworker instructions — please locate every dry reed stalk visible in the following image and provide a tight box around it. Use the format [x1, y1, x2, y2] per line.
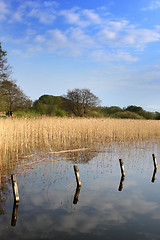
[1, 117, 160, 168]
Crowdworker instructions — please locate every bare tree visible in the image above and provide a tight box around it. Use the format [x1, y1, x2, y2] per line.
[64, 88, 101, 116]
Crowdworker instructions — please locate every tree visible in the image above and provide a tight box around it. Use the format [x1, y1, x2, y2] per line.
[64, 88, 101, 116]
[33, 94, 68, 117]
[0, 43, 31, 113]
[124, 105, 155, 119]
[101, 106, 122, 116]
[0, 80, 32, 112]
[0, 42, 11, 81]
[38, 95, 63, 106]
[124, 105, 143, 113]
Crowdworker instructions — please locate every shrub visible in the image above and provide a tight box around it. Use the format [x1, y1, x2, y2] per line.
[15, 110, 40, 117]
[51, 108, 67, 117]
[87, 111, 104, 118]
[112, 111, 144, 119]
[100, 106, 122, 116]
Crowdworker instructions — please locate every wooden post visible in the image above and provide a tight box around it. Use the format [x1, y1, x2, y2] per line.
[74, 165, 81, 187]
[11, 174, 19, 202]
[119, 159, 125, 177]
[152, 154, 157, 170]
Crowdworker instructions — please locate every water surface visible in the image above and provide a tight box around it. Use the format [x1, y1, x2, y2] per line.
[1, 142, 160, 240]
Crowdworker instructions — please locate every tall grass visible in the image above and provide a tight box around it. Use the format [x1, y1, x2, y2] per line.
[1, 116, 160, 168]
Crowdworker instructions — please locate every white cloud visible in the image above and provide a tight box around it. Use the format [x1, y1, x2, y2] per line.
[12, 10, 23, 22]
[109, 20, 129, 30]
[82, 9, 102, 24]
[69, 27, 95, 46]
[0, 0, 9, 20]
[44, 1, 59, 8]
[26, 28, 37, 36]
[11, 49, 23, 56]
[155, 65, 160, 69]
[28, 8, 56, 24]
[142, 0, 160, 11]
[11, 1, 56, 24]
[48, 29, 67, 43]
[60, 7, 106, 27]
[96, 21, 160, 50]
[135, 29, 160, 43]
[122, 29, 160, 47]
[145, 71, 160, 79]
[115, 51, 139, 62]
[60, 8, 89, 27]
[2, 2, 160, 63]
[11, 1, 37, 22]
[34, 35, 46, 43]
[90, 50, 139, 63]
[45, 29, 68, 53]
[97, 28, 117, 42]
[147, 105, 160, 111]
[0, 1, 8, 14]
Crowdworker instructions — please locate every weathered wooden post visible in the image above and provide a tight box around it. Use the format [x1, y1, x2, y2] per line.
[11, 174, 19, 202]
[74, 165, 81, 187]
[119, 159, 125, 177]
[152, 154, 157, 170]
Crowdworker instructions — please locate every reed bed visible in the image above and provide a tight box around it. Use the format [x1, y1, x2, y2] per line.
[1, 116, 160, 168]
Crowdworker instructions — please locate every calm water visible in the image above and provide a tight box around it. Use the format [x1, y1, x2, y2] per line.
[1, 142, 160, 240]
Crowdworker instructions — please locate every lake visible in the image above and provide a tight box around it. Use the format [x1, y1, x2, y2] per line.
[1, 141, 160, 240]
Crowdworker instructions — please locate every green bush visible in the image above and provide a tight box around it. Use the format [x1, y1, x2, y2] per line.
[100, 106, 122, 116]
[155, 112, 160, 120]
[15, 110, 40, 117]
[124, 105, 155, 119]
[33, 102, 48, 114]
[138, 110, 155, 119]
[112, 111, 144, 119]
[87, 111, 104, 118]
[51, 108, 67, 117]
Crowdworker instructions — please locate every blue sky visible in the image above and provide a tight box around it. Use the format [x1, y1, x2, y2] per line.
[0, 0, 160, 111]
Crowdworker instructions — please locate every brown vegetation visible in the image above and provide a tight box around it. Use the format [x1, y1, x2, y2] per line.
[1, 116, 160, 168]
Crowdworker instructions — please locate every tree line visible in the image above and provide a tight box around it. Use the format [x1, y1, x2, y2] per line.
[0, 42, 160, 120]
[32, 95, 160, 120]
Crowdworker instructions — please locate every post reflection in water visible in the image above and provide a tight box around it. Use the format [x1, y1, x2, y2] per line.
[11, 201, 19, 227]
[151, 168, 157, 183]
[73, 186, 81, 204]
[1, 142, 160, 240]
[118, 176, 125, 191]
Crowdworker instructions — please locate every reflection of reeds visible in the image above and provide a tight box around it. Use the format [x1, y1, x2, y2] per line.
[1, 117, 160, 167]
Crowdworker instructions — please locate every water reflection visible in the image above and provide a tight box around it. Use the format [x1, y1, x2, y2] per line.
[151, 169, 157, 183]
[118, 176, 125, 191]
[0, 174, 10, 215]
[64, 149, 100, 163]
[0, 142, 160, 239]
[73, 186, 81, 204]
[11, 201, 19, 227]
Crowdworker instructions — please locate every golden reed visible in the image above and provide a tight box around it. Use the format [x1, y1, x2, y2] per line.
[1, 116, 160, 168]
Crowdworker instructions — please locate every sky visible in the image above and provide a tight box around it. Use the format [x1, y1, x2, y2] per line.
[0, 0, 160, 111]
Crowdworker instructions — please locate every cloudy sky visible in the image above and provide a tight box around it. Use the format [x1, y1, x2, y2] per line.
[0, 0, 160, 111]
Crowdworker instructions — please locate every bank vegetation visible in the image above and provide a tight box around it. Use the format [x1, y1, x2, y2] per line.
[1, 116, 160, 168]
